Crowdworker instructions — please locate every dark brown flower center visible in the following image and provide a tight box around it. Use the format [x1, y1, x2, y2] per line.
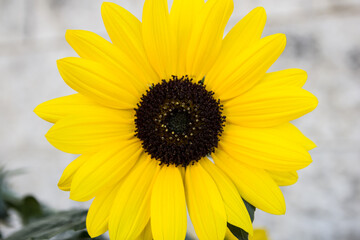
[134, 76, 225, 167]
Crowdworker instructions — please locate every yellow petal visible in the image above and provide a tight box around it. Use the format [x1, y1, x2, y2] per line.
[101, 2, 158, 84]
[169, 0, 203, 76]
[142, 0, 177, 79]
[201, 158, 253, 235]
[264, 123, 316, 151]
[213, 150, 286, 215]
[178, 166, 186, 183]
[65, 29, 150, 89]
[260, 68, 308, 88]
[135, 221, 153, 240]
[45, 109, 134, 154]
[109, 156, 160, 240]
[185, 161, 227, 240]
[57, 57, 139, 109]
[34, 94, 104, 123]
[151, 165, 187, 240]
[186, 0, 233, 80]
[86, 184, 121, 237]
[207, 7, 266, 87]
[224, 86, 318, 128]
[207, 34, 286, 100]
[70, 139, 142, 201]
[223, 7, 266, 56]
[267, 170, 298, 186]
[220, 124, 312, 171]
[58, 154, 90, 191]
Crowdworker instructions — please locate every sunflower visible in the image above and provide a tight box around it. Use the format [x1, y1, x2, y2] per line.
[34, 0, 317, 239]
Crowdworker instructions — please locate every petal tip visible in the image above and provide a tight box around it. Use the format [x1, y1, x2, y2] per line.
[56, 57, 70, 67]
[33, 104, 48, 121]
[275, 200, 286, 215]
[65, 29, 84, 42]
[69, 190, 89, 202]
[312, 95, 319, 109]
[101, 2, 114, 12]
[277, 33, 287, 43]
[65, 29, 74, 36]
[86, 219, 103, 239]
[266, 33, 286, 47]
[44, 130, 53, 142]
[56, 57, 79, 71]
[309, 142, 317, 150]
[57, 181, 70, 191]
[253, 6, 266, 15]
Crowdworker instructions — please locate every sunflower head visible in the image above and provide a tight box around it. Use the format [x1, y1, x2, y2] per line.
[34, 0, 318, 239]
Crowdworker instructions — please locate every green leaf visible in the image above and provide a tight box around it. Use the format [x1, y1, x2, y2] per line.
[4, 209, 90, 240]
[51, 229, 108, 240]
[0, 167, 25, 226]
[0, 193, 8, 222]
[20, 196, 44, 225]
[227, 199, 256, 240]
[0, 167, 48, 225]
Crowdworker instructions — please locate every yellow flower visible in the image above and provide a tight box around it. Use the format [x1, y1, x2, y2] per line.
[34, 0, 317, 239]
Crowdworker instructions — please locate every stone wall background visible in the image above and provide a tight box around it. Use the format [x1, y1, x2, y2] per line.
[1, 0, 360, 239]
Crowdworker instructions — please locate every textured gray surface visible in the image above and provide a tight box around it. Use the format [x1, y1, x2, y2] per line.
[1, 0, 360, 239]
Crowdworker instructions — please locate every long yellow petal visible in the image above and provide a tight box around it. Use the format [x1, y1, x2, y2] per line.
[57, 57, 139, 109]
[186, 0, 233, 80]
[259, 68, 308, 87]
[185, 161, 227, 240]
[223, 7, 266, 56]
[263, 123, 316, 151]
[142, 0, 177, 79]
[86, 184, 121, 237]
[58, 154, 90, 191]
[213, 150, 286, 215]
[169, 0, 203, 76]
[101, 2, 158, 84]
[151, 165, 187, 240]
[207, 7, 266, 87]
[34, 94, 105, 123]
[70, 139, 142, 201]
[45, 109, 134, 154]
[207, 34, 286, 100]
[220, 124, 312, 171]
[267, 170, 298, 186]
[224, 86, 318, 128]
[201, 158, 253, 235]
[109, 156, 160, 240]
[65, 29, 150, 89]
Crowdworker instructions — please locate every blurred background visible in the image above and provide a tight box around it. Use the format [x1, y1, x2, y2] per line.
[1, 0, 360, 239]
